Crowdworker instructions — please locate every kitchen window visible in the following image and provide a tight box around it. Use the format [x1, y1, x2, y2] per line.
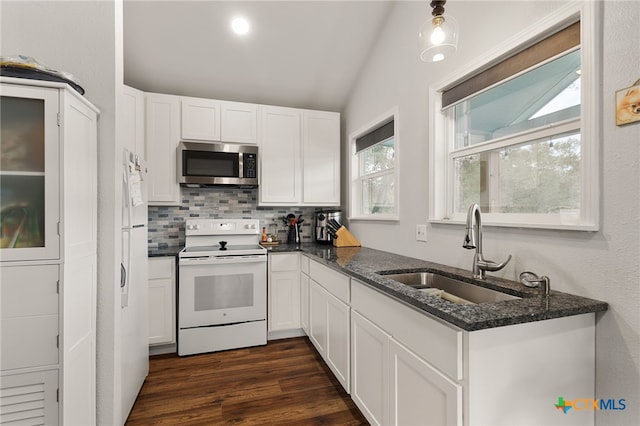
[350, 110, 399, 220]
[429, 2, 600, 230]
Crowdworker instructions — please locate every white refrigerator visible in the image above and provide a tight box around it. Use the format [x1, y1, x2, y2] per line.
[120, 149, 149, 423]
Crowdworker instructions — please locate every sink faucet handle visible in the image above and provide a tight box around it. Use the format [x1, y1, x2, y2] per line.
[476, 254, 512, 272]
[519, 271, 550, 297]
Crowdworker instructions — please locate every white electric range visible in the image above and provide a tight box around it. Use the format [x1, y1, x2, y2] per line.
[177, 219, 267, 356]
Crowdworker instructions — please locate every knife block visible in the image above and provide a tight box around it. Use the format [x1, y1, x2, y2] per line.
[333, 226, 361, 247]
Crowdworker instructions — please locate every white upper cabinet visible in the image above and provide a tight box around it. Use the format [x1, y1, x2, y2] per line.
[141, 89, 339, 206]
[302, 110, 340, 205]
[180, 96, 221, 141]
[259, 106, 302, 204]
[120, 85, 146, 159]
[221, 101, 257, 144]
[259, 106, 340, 206]
[181, 97, 258, 144]
[146, 93, 181, 205]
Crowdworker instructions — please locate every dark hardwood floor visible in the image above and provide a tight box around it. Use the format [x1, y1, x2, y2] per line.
[126, 337, 369, 425]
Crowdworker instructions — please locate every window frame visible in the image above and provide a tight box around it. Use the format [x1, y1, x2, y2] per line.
[349, 107, 400, 221]
[429, 1, 600, 231]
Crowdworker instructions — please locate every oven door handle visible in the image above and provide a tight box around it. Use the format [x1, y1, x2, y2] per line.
[180, 255, 267, 265]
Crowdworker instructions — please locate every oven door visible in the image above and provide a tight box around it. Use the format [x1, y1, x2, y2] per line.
[178, 255, 267, 328]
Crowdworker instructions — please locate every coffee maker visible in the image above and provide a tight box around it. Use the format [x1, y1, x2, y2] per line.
[315, 210, 341, 244]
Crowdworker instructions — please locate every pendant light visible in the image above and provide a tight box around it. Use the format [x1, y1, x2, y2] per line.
[418, 0, 459, 62]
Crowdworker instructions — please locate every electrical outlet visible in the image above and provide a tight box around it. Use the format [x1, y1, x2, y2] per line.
[416, 224, 427, 242]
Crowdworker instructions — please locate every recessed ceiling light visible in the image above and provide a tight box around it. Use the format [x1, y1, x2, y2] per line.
[231, 17, 250, 35]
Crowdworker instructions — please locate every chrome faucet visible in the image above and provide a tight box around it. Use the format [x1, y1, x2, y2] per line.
[462, 204, 512, 279]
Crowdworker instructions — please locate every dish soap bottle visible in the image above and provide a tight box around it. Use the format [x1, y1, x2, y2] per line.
[261, 227, 267, 242]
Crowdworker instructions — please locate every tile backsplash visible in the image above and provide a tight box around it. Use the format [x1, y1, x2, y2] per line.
[148, 187, 333, 248]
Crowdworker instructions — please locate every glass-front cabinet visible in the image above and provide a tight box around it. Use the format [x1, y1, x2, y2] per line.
[1, 78, 98, 425]
[1, 84, 60, 261]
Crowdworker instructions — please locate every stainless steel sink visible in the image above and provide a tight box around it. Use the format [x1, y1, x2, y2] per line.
[381, 271, 520, 304]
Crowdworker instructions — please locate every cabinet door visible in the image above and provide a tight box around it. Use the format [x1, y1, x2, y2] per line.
[308, 280, 327, 355]
[148, 257, 175, 345]
[389, 338, 462, 426]
[0, 369, 59, 425]
[146, 93, 181, 205]
[259, 106, 302, 204]
[148, 278, 174, 345]
[181, 96, 221, 141]
[0, 84, 60, 261]
[302, 110, 340, 205]
[1, 264, 59, 371]
[120, 85, 146, 158]
[351, 311, 389, 426]
[221, 101, 257, 144]
[62, 93, 98, 259]
[268, 270, 301, 331]
[300, 272, 310, 334]
[326, 290, 350, 392]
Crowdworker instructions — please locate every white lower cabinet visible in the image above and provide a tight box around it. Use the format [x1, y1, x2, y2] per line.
[351, 310, 461, 426]
[351, 311, 389, 426]
[307, 260, 350, 392]
[389, 338, 461, 426]
[351, 281, 463, 426]
[300, 270, 310, 334]
[310, 281, 351, 390]
[1, 265, 61, 425]
[309, 280, 328, 353]
[351, 278, 596, 426]
[325, 289, 350, 388]
[148, 257, 176, 346]
[268, 253, 303, 339]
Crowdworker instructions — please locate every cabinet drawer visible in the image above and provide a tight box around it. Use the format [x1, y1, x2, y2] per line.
[309, 260, 349, 304]
[149, 257, 174, 279]
[351, 279, 462, 381]
[269, 253, 299, 272]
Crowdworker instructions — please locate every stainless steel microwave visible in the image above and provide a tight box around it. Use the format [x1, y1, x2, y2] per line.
[177, 141, 258, 187]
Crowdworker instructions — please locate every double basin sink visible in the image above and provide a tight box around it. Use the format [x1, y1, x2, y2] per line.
[379, 271, 521, 305]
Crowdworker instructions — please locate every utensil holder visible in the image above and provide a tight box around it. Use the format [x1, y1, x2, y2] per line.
[287, 224, 301, 244]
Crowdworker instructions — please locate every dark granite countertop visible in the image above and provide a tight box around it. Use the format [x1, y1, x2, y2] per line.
[264, 242, 608, 332]
[148, 244, 183, 258]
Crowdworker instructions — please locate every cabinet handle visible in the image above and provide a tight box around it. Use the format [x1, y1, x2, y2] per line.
[120, 263, 126, 288]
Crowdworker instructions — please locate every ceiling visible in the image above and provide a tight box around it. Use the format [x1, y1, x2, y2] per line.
[123, 0, 395, 112]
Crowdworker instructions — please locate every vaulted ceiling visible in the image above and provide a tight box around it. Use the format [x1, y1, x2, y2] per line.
[124, 0, 394, 112]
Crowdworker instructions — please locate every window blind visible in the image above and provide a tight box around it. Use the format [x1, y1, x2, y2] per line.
[355, 120, 394, 153]
[442, 21, 580, 109]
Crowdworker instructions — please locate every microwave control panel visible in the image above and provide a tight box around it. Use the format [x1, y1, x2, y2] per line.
[244, 153, 257, 178]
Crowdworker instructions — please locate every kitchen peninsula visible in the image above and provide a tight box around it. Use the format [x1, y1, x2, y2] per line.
[267, 242, 607, 425]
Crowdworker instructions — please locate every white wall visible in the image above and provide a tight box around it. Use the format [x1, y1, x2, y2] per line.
[343, 1, 639, 424]
[1, 1, 123, 424]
